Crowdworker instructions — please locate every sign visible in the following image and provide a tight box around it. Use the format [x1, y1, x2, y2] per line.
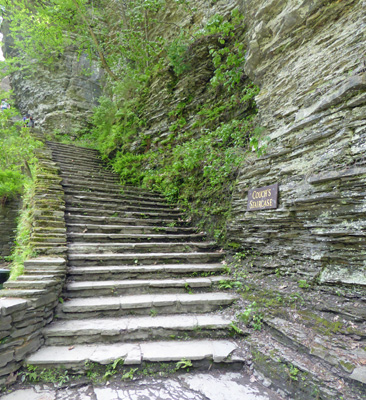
[247, 183, 278, 211]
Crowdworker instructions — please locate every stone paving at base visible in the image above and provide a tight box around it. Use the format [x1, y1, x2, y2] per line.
[1, 372, 283, 400]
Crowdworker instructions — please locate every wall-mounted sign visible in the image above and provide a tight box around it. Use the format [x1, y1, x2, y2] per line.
[247, 183, 279, 211]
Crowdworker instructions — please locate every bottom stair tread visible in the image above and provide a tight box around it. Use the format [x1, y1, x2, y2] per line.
[27, 340, 240, 366]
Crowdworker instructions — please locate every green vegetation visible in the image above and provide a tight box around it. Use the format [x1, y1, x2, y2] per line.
[0, 94, 42, 203]
[3, 4, 267, 244]
[0, 91, 42, 270]
[7, 177, 37, 279]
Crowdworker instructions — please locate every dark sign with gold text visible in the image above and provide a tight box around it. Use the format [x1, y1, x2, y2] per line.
[247, 183, 278, 211]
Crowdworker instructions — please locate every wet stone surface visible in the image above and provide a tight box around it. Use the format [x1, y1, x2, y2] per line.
[1, 371, 283, 400]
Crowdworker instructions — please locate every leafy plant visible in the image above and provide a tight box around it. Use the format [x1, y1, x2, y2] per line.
[229, 321, 243, 336]
[122, 367, 138, 380]
[298, 279, 310, 289]
[175, 359, 192, 371]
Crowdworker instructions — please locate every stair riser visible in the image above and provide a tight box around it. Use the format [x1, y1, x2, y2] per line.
[66, 202, 181, 216]
[58, 302, 233, 320]
[68, 255, 223, 267]
[63, 187, 165, 203]
[65, 212, 183, 223]
[67, 244, 213, 254]
[61, 180, 164, 196]
[61, 173, 119, 183]
[67, 226, 191, 235]
[65, 195, 175, 210]
[55, 159, 106, 168]
[65, 216, 184, 226]
[59, 165, 116, 174]
[63, 281, 216, 297]
[68, 268, 223, 281]
[68, 235, 204, 244]
[44, 328, 228, 346]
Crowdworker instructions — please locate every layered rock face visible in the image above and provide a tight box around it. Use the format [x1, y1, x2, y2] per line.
[2, 26, 103, 134]
[227, 0, 366, 285]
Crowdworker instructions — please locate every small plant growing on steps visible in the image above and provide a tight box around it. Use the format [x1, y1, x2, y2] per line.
[122, 367, 138, 380]
[176, 359, 192, 372]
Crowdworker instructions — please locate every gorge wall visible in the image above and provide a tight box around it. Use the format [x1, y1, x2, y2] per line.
[227, 0, 366, 286]
[1, 23, 103, 134]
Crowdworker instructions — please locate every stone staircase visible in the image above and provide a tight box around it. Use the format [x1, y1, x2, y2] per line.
[27, 142, 241, 370]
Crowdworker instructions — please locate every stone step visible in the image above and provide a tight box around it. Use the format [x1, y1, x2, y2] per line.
[54, 158, 106, 168]
[43, 314, 234, 345]
[62, 184, 166, 203]
[69, 263, 226, 281]
[65, 200, 183, 216]
[47, 141, 99, 154]
[0, 288, 48, 298]
[67, 242, 216, 254]
[64, 276, 227, 297]
[66, 223, 194, 234]
[51, 153, 102, 164]
[60, 167, 117, 179]
[60, 171, 119, 183]
[51, 150, 102, 159]
[65, 194, 177, 211]
[57, 292, 238, 319]
[64, 191, 173, 209]
[17, 274, 56, 281]
[4, 279, 60, 290]
[67, 232, 205, 243]
[68, 252, 224, 267]
[65, 214, 184, 227]
[65, 208, 184, 220]
[26, 339, 239, 369]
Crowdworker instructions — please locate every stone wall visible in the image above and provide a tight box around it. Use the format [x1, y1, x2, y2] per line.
[0, 145, 67, 385]
[0, 197, 21, 261]
[1, 24, 104, 135]
[226, 0, 366, 286]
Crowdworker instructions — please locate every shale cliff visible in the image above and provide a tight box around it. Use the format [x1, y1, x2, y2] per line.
[227, 0, 366, 285]
[2, 24, 103, 134]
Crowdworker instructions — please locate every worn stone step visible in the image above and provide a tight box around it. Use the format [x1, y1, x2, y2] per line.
[31, 235, 67, 244]
[60, 171, 119, 183]
[0, 288, 48, 298]
[17, 274, 56, 281]
[31, 246, 68, 256]
[65, 194, 177, 211]
[51, 153, 101, 164]
[65, 214, 184, 227]
[68, 232, 205, 243]
[4, 279, 60, 290]
[24, 258, 66, 269]
[68, 252, 223, 267]
[64, 191, 174, 210]
[43, 314, 234, 345]
[26, 339, 239, 369]
[65, 208, 184, 220]
[67, 242, 216, 254]
[64, 276, 227, 297]
[58, 292, 238, 319]
[54, 158, 106, 168]
[60, 167, 117, 179]
[69, 263, 226, 281]
[47, 141, 99, 154]
[61, 179, 165, 196]
[62, 185, 166, 203]
[66, 223, 194, 235]
[65, 200, 183, 217]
